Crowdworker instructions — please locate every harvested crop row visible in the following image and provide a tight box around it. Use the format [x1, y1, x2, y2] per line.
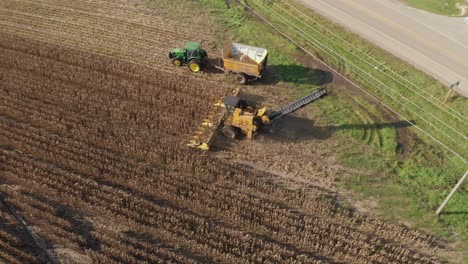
[0, 111, 438, 263]
[0, 35, 229, 98]
[0, 25, 181, 75]
[6, 0, 215, 36]
[1, 75, 202, 130]
[0, 9, 175, 52]
[1, 91, 195, 142]
[5, 190, 202, 264]
[0, 36, 232, 103]
[2, 149, 325, 264]
[0, 2, 183, 41]
[0, 39, 229, 147]
[0, 199, 43, 263]
[0, 0, 218, 76]
[0, 0, 208, 39]
[0, 68, 208, 123]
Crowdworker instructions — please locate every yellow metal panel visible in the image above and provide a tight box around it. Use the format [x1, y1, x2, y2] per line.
[223, 43, 232, 58]
[256, 107, 267, 117]
[233, 108, 242, 118]
[223, 58, 260, 77]
[187, 87, 240, 151]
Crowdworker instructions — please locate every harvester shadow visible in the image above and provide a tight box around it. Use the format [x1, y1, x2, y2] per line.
[260, 115, 415, 143]
[210, 116, 414, 151]
[210, 132, 237, 152]
[236, 92, 267, 106]
[261, 64, 333, 86]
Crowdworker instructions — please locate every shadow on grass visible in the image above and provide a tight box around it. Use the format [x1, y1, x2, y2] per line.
[441, 211, 468, 215]
[261, 64, 333, 86]
[262, 115, 414, 142]
[210, 115, 414, 150]
[203, 59, 333, 87]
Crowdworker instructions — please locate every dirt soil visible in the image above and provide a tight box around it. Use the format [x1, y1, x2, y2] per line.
[0, 0, 451, 263]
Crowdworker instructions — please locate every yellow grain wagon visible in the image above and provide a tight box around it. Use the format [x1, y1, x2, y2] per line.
[217, 43, 268, 84]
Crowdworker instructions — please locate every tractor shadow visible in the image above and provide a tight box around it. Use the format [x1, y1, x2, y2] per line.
[258, 115, 415, 142]
[204, 58, 225, 74]
[261, 64, 333, 86]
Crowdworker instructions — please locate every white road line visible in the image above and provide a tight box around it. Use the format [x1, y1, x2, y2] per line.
[376, 0, 468, 49]
[312, 0, 468, 92]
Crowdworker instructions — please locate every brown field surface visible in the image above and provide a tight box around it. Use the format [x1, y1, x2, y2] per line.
[0, 0, 446, 263]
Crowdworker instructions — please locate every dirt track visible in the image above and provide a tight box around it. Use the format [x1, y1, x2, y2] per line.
[0, 0, 448, 262]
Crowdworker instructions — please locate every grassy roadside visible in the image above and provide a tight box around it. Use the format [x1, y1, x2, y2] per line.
[147, 0, 467, 261]
[245, 0, 467, 160]
[402, 0, 464, 16]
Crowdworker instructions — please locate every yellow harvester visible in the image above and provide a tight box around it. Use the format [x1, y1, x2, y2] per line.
[188, 88, 327, 150]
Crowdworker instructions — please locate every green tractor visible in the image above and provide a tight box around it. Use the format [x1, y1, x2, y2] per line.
[168, 41, 208, 73]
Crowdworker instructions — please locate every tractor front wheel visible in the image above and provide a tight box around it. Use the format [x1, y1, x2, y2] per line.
[188, 60, 201, 73]
[235, 73, 247, 85]
[172, 58, 182, 67]
[222, 125, 239, 139]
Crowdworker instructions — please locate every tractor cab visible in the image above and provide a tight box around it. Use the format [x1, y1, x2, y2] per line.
[184, 41, 201, 56]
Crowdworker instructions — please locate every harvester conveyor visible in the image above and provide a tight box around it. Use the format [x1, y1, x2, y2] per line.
[268, 88, 327, 122]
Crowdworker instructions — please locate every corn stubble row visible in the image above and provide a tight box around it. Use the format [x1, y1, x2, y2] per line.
[0, 0, 216, 79]
[0, 34, 440, 263]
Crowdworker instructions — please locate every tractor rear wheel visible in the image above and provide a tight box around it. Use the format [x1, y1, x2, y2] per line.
[188, 60, 201, 73]
[235, 73, 247, 85]
[172, 58, 182, 67]
[222, 125, 239, 139]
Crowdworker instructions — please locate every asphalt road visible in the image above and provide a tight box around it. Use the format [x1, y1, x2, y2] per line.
[298, 0, 468, 97]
